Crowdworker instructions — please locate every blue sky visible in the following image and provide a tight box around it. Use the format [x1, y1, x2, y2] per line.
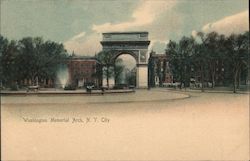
[1, 0, 249, 55]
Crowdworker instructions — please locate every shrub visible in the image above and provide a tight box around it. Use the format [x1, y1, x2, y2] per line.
[64, 84, 76, 90]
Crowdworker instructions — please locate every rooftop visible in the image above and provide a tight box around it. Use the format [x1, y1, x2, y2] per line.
[68, 55, 96, 60]
[102, 31, 148, 35]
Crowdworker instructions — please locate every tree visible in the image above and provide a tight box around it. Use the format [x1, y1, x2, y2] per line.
[224, 32, 249, 93]
[192, 43, 208, 92]
[166, 37, 195, 89]
[166, 31, 248, 93]
[39, 40, 68, 82]
[239, 31, 249, 88]
[166, 40, 181, 87]
[0, 35, 9, 86]
[96, 50, 114, 89]
[201, 32, 221, 88]
[179, 37, 195, 88]
[126, 67, 136, 86]
[192, 32, 213, 92]
[17, 37, 40, 85]
[148, 51, 156, 87]
[114, 58, 125, 85]
[0, 38, 21, 89]
[0, 36, 68, 88]
[91, 61, 103, 88]
[17, 37, 68, 86]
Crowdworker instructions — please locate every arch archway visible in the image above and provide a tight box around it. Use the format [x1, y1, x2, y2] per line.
[100, 32, 150, 88]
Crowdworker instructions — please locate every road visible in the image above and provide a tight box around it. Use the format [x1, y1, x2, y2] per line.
[1, 89, 249, 160]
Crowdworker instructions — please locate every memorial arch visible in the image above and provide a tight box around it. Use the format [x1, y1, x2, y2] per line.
[100, 32, 150, 88]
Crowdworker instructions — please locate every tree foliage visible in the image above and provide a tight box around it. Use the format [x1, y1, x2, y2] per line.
[167, 37, 195, 89]
[96, 50, 115, 89]
[224, 32, 249, 92]
[0, 35, 68, 87]
[166, 31, 249, 93]
[114, 58, 125, 84]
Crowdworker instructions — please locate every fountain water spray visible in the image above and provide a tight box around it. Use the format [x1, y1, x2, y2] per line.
[56, 64, 69, 88]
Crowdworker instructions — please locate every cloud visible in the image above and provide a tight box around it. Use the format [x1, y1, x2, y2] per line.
[92, 0, 177, 33]
[149, 39, 169, 53]
[64, 33, 102, 55]
[70, 32, 86, 41]
[191, 30, 198, 38]
[64, 0, 177, 55]
[202, 10, 249, 35]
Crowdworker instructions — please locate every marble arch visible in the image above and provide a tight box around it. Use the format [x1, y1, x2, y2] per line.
[100, 32, 150, 88]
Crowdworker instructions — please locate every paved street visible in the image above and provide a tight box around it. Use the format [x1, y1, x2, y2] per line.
[1, 89, 249, 160]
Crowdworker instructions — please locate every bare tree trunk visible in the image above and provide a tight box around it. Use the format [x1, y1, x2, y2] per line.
[106, 67, 109, 89]
[233, 74, 237, 93]
[209, 62, 215, 88]
[201, 65, 204, 92]
[32, 75, 35, 86]
[237, 68, 241, 89]
[179, 74, 183, 90]
[212, 71, 215, 88]
[179, 70, 183, 89]
[36, 76, 39, 86]
[233, 69, 238, 93]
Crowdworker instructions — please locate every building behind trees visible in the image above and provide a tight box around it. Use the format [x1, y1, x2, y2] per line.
[148, 51, 173, 87]
[67, 55, 102, 88]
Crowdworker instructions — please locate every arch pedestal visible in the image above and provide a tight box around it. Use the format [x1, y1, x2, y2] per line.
[137, 64, 148, 88]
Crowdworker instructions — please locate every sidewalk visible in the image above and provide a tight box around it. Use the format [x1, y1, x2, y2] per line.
[165, 87, 250, 94]
[0, 88, 135, 95]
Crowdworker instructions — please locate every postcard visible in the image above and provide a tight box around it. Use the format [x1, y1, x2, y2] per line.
[0, 0, 249, 160]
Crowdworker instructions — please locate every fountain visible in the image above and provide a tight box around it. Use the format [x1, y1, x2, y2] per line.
[56, 65, 69, 89]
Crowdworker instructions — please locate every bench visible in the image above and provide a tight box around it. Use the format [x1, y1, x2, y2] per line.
[27, 85, 39, 92]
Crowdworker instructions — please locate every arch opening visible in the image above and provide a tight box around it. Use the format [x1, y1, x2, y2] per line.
[114, 53, 137, 88]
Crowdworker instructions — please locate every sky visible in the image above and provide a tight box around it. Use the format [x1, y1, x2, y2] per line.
[0, 0, 249, 56]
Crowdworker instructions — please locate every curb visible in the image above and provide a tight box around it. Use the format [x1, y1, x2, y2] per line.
[0, 90, 135, 96]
